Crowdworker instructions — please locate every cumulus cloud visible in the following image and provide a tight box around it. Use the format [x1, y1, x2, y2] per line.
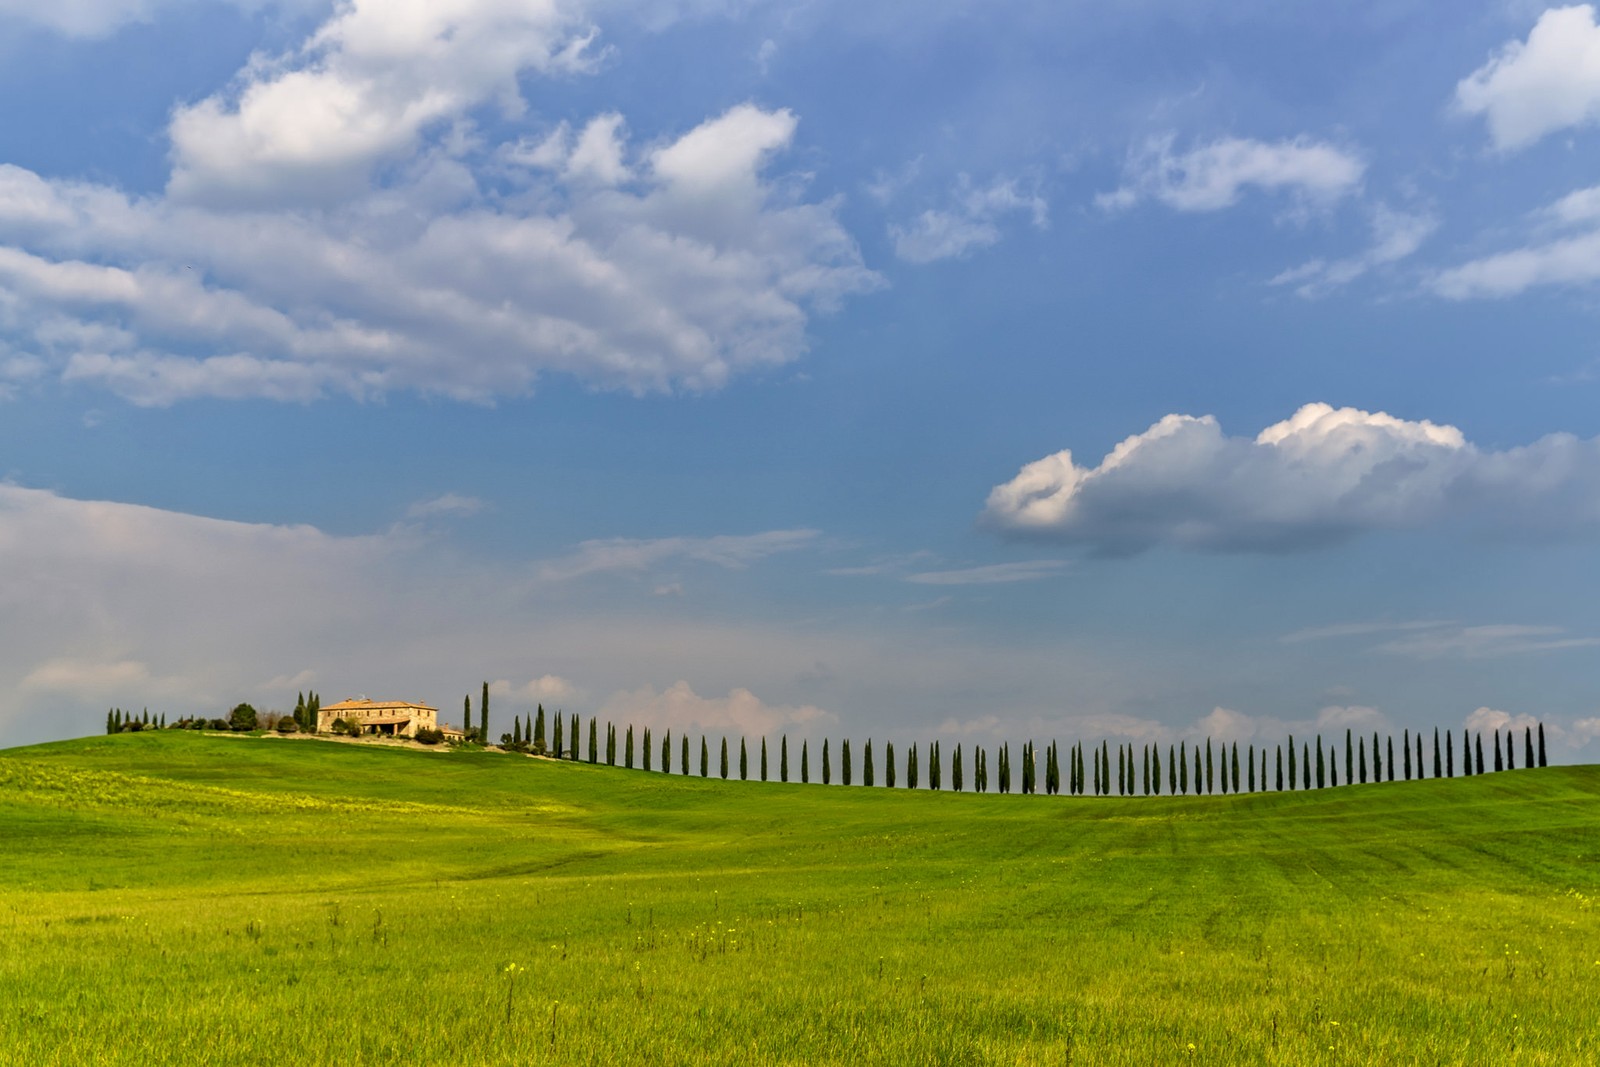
[0, 2, 880, 406]
[492, 674, 580, 705]
[1271, 205, 1437, 297]
[890, 174, 1048, 263]
[984, 402, 1600, 554]
[596, 679, 835, 737]
[538, 529, 819, 581]
[1097, 134, 1364, 213]
[1455, 5, 1600, 152]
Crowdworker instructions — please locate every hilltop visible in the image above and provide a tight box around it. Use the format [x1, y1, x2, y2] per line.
[1, 731, 1596, 1065]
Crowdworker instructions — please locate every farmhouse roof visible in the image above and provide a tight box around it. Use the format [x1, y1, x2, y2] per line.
[321, 698, 438, 714]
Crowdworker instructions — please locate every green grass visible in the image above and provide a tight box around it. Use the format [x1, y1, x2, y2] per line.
[1, 731, 1597, 1065]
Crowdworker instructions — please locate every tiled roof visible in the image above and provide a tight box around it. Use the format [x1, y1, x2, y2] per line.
[321, 699, 439, 713]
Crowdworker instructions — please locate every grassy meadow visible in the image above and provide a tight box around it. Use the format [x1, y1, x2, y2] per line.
[1, 730, 1597, 1065]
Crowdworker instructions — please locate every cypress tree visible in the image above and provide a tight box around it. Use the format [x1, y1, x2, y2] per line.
[1462, 730, 1473, 776]
[1178, 744, 1188, 794]
[1494, 730, 1503, 772]
[1152, 745, 1162, 795]
[1247, 745, 1255, 792]
[661, 729, 670, 772]
[1303, 743, 1311, 790]
[997, 744, 1007, 794]
[1358, 737, 1367, 784]
[1433, 728, 1442, 779]
[843, 739, 853, 787]
[1386, 734, 1393, 781]
[464, 695, 472, 739]
[801, 739, 810, 784]
[106, 709, 115, 735]
[1372, 733, 1381, 781]
[1506, 730, 1515, 770]
[535, 705, 547, 750]
[1446, 730, 1454, 777]
[720, 737, 729, 779]
[607, 723, 616, 765]
[1316, 737, 1326, 789]
[1524, 726, 1534, 770]
[480, 682, 489, 747]
[513, 717, 523, 746]
[761, 736, 769, 781]
[1168, 744, 1177, 795]
[1093, 747, 1102, 795]
[1475, 732, 1484, 775]
[643, 727, 653, 771]
[886, 742, 896, 788]
[571, 714, 579, 760]
[1415, 733, 1423, 779]
[867, 740, 876, 787]
[701, 736, 710, 778]
[739, 737, 748, 780]
[1232, 743, 1241, 793]
[1403, 729, 1411, 779]
[682, 734, 690, 775]
[822, 739, 831, 785]
[1205, 739, 1214, 795]
[1276, 745, 1284, 791]
[1331, 761, 1339, 788]
[781, 736, 789, 782]
[908, 743, 919, 790]
[625, 725, 634, 769]
[1345, 729, 1354, 786]
[1538, 723, 1548, 767]
[932, 741, 942, 791]
[1117, 746, 1125, 795]
[1288, 735, 1297, 791]
[554, 713, 564, 760]
[588, 718, 599, 764]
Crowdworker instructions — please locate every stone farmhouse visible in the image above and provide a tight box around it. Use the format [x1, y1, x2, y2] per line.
[318, 698, 462, 740]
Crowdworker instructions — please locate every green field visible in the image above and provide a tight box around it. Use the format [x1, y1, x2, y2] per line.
[1, 732, 1597, 1065]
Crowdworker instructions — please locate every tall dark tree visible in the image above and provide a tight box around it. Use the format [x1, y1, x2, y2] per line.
[701, 736, 710, 778]
[931, 741, 941, 791]
[1178, 744, 1188, 795]
[643, 727, 653, 772]
[886, 742, 896, 788]
[1371, 733, 1380, 782]
[480, 682, 489, 748]
[1494, 729, 1504, 772]
[908, 743, 919, 790]
[571, 714, 579, 760]
[1316, 737, 1326, 789]
[682, 733, 690, 775]
[607, 723, 616, 766]
[1446, 730, 1454, 777]
[1247, 745, 1255, 792]
[1093, 746, 1102, 795]
[1303, 743, 1311, 790]
[801, 739, 810, 784]
[513, 717, 523, 746]
[625, 725, 634, 769]
[975, 746, 985, 793]
[720, 736, 729, 779]
[1345, 729, 1354, 787]
[1415, 733, 1423, 780]
[1462, 729, 1473, 776]
[1116, 746, 1125, 796]
[464, 695, 472, 739]
[1168, 744, 1177, 795]
[1287, 735, 1297, 791]
[1205, 739, 1215, 795]
[1152, 745, 1162, 796]
[1384, 734, 1393, 782]
[1433, 728, 1442, 779]
[739, 737, 748, 780]
[1232, 743, 1241, 793]
[1525, 727, 1534, 770]
[761, 736, 769, 781]
[781, 736, 789, 782]
[1403, 729, 1411, 779]
[997, 743, 1008, 794]
[821, 739, 831, 785]
[1475, 732, 1485, 775]
[1143, 745, 1151, 796]
[554, 713, 565, 760]
[587, 718, 598, 763]
[843, 739, 853, 787]
[1538, 723, 1548, 767]
[1276, 745, 1284, 791]
[534, 705, 547, 751]
[1358, 737, 1367, 784]
[1506, 730, 1515, 771]
[867, 740, 877, 787]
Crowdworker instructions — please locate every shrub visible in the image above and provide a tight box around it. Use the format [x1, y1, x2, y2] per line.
[331, 718, 353, 736]
[228, 703, 259, 732]
[276, 718, 298, 734]
[413, 727, 444, 745]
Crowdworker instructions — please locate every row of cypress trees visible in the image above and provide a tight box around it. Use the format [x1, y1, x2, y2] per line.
[502, 716, 1552, 795]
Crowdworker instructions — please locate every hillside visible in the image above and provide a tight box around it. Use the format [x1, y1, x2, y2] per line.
[1, 731, 1597, 1065]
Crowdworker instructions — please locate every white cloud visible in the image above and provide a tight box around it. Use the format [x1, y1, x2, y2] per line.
[1376, 624, 1600, 659]
[1455, 5, 1600, 152]
[903, 560, 1069, 585]
[1281, 619, 1454, 644]
[596, 679, 835, 737]
[0, 0, 295, 39]
[167, 0, 601, 206]
[890, 174, 1048, 264]
[491, 674, 580, 705]
[537, 529, 820, 581]
[1271, 205, 1437, 297]
[984, 401, 1600, 554]
[1464, 706, 1544, 735]
[406, 493, 486, 519]
[1098, 134, 1364, 213]
[1432, 183, 1600, 298]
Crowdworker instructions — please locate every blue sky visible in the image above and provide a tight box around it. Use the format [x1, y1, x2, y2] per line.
[4, 0, 1600, 759]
